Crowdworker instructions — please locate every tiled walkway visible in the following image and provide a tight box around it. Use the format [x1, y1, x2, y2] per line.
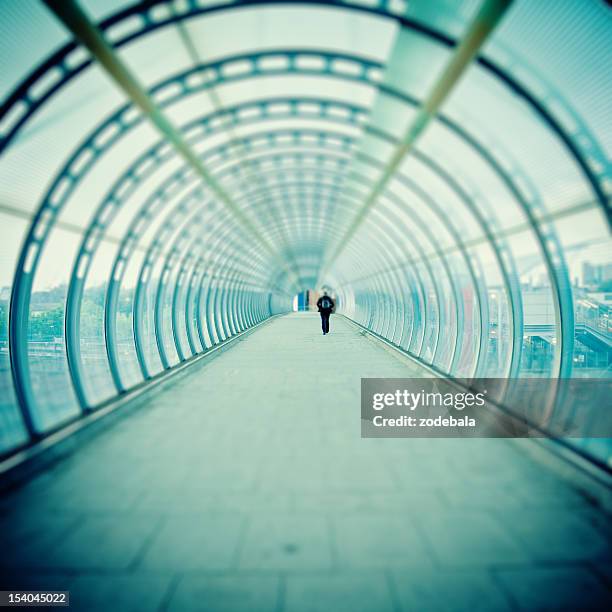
[1, 313, 611, 610]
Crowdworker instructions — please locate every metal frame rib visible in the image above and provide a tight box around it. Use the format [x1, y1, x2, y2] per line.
[42, 0, 299, 290]
[318, 0, 514, 281]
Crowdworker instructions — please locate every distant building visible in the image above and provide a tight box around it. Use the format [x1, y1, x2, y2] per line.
[582, 262, 612, 288]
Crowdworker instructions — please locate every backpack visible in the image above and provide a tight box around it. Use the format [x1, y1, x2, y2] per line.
[321, 297, 332, 309]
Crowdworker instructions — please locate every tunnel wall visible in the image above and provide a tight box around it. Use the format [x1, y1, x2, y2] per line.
[0, 0, 610, 466]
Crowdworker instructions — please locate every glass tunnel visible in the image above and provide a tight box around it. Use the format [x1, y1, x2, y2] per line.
[0, 0, 611, 468]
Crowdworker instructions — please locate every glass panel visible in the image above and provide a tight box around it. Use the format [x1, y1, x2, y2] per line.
[0, 212, 29, 453]
[116, 249, 146, 389]
[554, 207, 611, 378]
[79, 239, 117, 404]
[28, 226, 81, 430]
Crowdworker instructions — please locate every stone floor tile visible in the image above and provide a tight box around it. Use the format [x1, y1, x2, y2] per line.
[496, 566, 612, 611]
[37, 515, 159, 570]
[68, 574, 172, 612]
[167, 574, 279, 612]
[141, 515, 244, 571]
[284, 572, 394, 612]
[238, 516, 333, 570]
[418, 512, 529, 566]
[333, 515, 433, 569]
[391, 569, 512, 612]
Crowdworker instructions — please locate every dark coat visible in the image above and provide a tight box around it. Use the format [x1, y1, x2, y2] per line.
[317, 296, 335, 313]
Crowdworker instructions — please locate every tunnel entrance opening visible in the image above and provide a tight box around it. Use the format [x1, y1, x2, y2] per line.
[292, 288, 335, 311]
[292, 290, 314, 311]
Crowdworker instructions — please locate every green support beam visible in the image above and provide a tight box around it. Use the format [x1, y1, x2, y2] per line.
[42, 0, 300, 291]
[318, 0, 513, 283]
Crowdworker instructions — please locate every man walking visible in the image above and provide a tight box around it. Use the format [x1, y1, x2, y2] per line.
[316, 291, 335, 335]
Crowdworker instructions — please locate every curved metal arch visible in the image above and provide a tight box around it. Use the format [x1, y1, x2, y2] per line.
[151, 201, 276, 369]
[377, 271, 401, 340]
[224, 272, 243, 335]
[0, 38, 379, 152]
[155, 224, 197, 368]
[135, 191, 302, 378]
[13, 55, 580, 428]
[168, 238, 274, 364]
[309, 211, 411, 343]
[16, 85, 364, 418]
[392, 137, 523, 378]
[200, 173, 440, 291]
[211, 280, 227, 341]
[146, 188, 292, 310]
[135, 198, 278, 378]
[26, 53, 370, 294]
[170, 189, 382, 292]
[307, 120, 526, 377]
[200, 274, 219, 346]
[38, 58, 536, 358]
[402, 265, 426, 353]
[7, 43, 604, 356]
[353, 121, 569, 377]
[249, 153, 499, 372]
[185, 236, 282, 348]
[69, 113, 520, 412]
[366, 230, 414, 349]
[377, 172, 488, 377]
[209, 187, 442, 365]
[2, 0, 607, 233]
[172, 248, 198, 358]
[244, 170, 455, 368]
[188, 263, 211, 352]
[223, 273, 241, 337]
[101, 124, 347, 384]
[126, 148, 494, 376]
[31, 87, 364, 316]
[82, 105, 502, 382]
[191, 198, 418, 308]
[225, 210, 420, 332]
[212, 152, 495, 377]
[340, 127, 517, 369]
[1, 19, 604, 438]
[226, 276, 244, 337]
[17, 48, 375, 315]
[324, 184, 445, 365]
[387, 263, 411, 347]
[133, 199, 275, 380]
[142, 247, 264, 379]
[476, 133, 575, 382]
[57, 81, 524, 286]
[247, 157, 480, 373]
[170, 235, 247, 358]
[175, 256, 257, 361]
[193, 85, 544, 377]
[425, 136, 572, 381]
[131, 201, 245, 379]
[369, 195, 465, 373]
